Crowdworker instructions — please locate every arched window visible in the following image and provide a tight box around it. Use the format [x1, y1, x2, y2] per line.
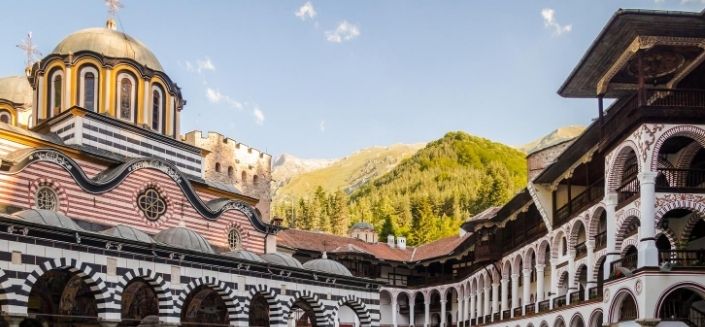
[79, 66, 99, 112]
[241, 171, 247, 184]
[48, 69, 64, 118]
[0, 110, 12, 125]
[227, 166, 233, 177]
[227, 228, 241, 250]
[116, 73, 136, 122]
[215, 163, 221, 173]
[151, 85, 164, 132]
[253, 175, 259, 185]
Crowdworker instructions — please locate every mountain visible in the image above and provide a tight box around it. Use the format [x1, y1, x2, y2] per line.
[273, 144, 424, 204]
[276, 131, 527, 246]
[272, 154, 337, 194]
[519, 125, 585, 154]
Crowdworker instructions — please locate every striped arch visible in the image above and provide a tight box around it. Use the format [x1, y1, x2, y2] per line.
[332, 295, 373, 327]
[512, 254, 523, 276]
[174, 276, 244, 326]
[537, 239, 551, 265]
[588, 206, 606, 240]
[655, 197, 705, 226]
[673, 142, 701, 169]
[551, 229, 567, 259]
[572, 264, 588, 287]
[18, 257, 112, 319]
[502, 258, 513, 278]
[524, 246, 536, 270]
[568, 217, 587, 248]
[608, 140, 641, 192]
[114, 268, 174, 320]
[620, 238, 638, 255]
[656, 228, 678, 250]
[592, 254, 607, 281]
[615, 209, 640, 250]
[245, 284, 283, 325]
[677, 211, 705, 247]
[650, 125, 705, 171]
[282, 289, 328, 327]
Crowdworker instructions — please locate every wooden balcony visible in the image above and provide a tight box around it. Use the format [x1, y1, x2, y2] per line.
[553, 296, 567, 308]
[659, 250, 705, 267]
[617, 176, 640, 209]
[554, 179, 604, 227]
[538, 300, 550, 313]
[656, 168, 705, 193]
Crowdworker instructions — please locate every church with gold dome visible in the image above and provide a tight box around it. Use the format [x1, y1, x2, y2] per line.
[0, 6, 381, 327]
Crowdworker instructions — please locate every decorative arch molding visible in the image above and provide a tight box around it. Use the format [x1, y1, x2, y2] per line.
[587, 309, 604, 327]
[332, 295, 374, 327]
[523, 246, 537, 268]
[653, 282, 705, 318]
[540, 320, 550, 327]
[114, 268, 174, 320]
[281, 289, 328, 327]
[554, 315, 566, 327]
[609, 288, 639, 323]
[656, 228, 678, 249]
[569, 313, 585, 327]
[511, 254, 523, 274]
[591, 254, 607, 281]
[18, 257, 112, 319]
[173, 276, 244, 325]
[650, 125, 705, 172]
[568, 217, 587, 248]
[28, 177, 70, 213]
[4, 148, 272, 232]
[572, 264, 588, 287]
[588, 206, 606, 240]
[655, 194, 705, 226]
[615, 209, 641, 250]
[678, 211, 705, 247]
[620, 238, 638, 255]
[551, 229, 567, 259]
[245, 284, 283, 326]
[607, 140, 642, 192]
[674, 142, 702, 169]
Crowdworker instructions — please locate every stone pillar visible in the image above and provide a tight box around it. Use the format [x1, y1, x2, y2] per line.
[510, 273, 519, 311]
[440, 299, 447, 327]
[410, 297, 415, 327]
[463, 295, 470, 325]
[392, 294, 398, 327]
[484, 286, 491, 320]
[522, 268, 531, 314]
[500, 277, 508, 317]
[549, 259, 557, 309]
[536, 264, 545, 312]
[425, 294, 431, 327]
[585, 240, 596, 299]
[469, 291, 476, 323]
[604, 192, 619, 280]
[491, 282, 499, 315]
[638, 171, 659, 267]
[567, 253, 576, 305]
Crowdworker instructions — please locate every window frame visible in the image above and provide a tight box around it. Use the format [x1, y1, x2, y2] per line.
[227, 228, 241, 250]
[116, 72, 137, 123]
[0, 110, 12, 125]
[151, 84, 165, 132]
[35, 186, 58, 211]
[48, 69, 64, 118]
[78, 65, 99, 112]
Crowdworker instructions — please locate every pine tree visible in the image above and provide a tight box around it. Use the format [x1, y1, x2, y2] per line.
[329, 190, 350, 235]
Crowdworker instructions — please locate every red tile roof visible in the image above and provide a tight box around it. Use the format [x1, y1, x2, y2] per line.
[277, 228, 470, 262]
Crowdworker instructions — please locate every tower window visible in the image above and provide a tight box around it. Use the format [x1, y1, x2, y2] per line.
[215, 163, 221, 173]
[49, 69, 64, 118]
[35, 186, 58, 211]
[151, 85, 164, 132]
[227, 228, 241, 250]
[227, 166, 233, 177]
[79, 66, 99, 112]
[0, 110, 11, 124]
[253, 175, 259, 185]
[241, 171, 247, 184]
[117, 73, 136, 122]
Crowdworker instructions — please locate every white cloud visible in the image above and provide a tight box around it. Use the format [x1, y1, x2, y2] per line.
[319, 120, 326, 132]
[253, 108, 265, 125]
[295, 1, 317, 21]
[206, 88, 223, 103]
[541, 8, 572, 36]
[325, 21, 360, 43]
[185, 57, 216, 74]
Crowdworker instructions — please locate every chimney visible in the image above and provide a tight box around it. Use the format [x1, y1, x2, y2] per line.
[397, 236, 406, 250]
[387, 235, 395, 248]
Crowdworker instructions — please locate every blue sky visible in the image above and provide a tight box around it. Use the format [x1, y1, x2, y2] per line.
[1, 1, 703, 158]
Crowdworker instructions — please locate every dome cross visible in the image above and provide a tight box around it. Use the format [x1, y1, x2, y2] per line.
[105, 0, 123, 17]
[16, 32, 41, 68]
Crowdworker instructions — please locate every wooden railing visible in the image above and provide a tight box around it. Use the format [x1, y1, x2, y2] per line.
[588, 286, 602, 300]
[594, 232, 607, 250]
[617, 176, 640, 208]
[553, 296, 567, 308]
[493, 312, 500, 321]
[525, 303, 536, 315]
[554, 179, 604, 227]
[538, 300, 550, 312]
[611, 252, 638, 278]
[659, 250, 705, 267]
[657, 168, 705, 193]
[639, 88, 705, 108]
[569, 291, 582, 304]
[575, 242, 587, 260]
[502, 310, 510, 319]
[513, 307, 522, 317]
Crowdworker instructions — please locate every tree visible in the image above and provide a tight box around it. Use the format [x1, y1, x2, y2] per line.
[329, 190, 351, 235]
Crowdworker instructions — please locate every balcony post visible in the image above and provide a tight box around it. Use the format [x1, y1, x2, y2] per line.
[500, 277, 508, 318]
[484, 286, 491, 321]
[510, 273, 519, 316]
[463, 294, 469, 326]
[410, 296, 415, 327]
[491, 282, 499, 316]
[476, 289, 482, 323]
[585, 239, 596, 299]
[469, 291, 475, 323]
[604, 192, 619, 280]
[425, 293, 431, 327]
[535, 264, 545, 312]
[440, 299, 447, 327]
[638, 171, 659, 267]
[392, 292, 398, 327]
[522, 268, 531, 315]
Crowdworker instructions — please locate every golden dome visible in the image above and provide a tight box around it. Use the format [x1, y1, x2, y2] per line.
[51, 26, 163, 71]
[0, 76, 32, 106]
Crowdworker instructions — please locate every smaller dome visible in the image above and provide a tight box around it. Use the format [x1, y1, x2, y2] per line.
[0, 76, 32, 106]
[350, 221, 374, 230]
[302, 253, 352, 277]
[102, 225, 154, 244]
[223, 249, 264, 263]
[153, 227, 214, 254]
[13, 209, 83, 231]
[261, 252, 303, 269]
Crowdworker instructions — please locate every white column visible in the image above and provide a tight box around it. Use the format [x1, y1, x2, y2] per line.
[391, 294, 398, 327]
[476, 290, 483, 322]
[510, 273, 519, 310]
[456, 295, 463, 327]
[536, 265, 545, 304]
[469, 291, 475, 322]
[491, 282, 499, 315]
[464, 295, 470, 326]
[424, 296, 430, 327]
[585, 240, 596, 299]
[483, 286, 491, 320]
[638, 171, 659, 267]
[522, 268, 531, 314]
[549, 259, 557, 309]
[409, 298, 415, 327]
[440, 299, 447, 327]
[604, 192, 618, 280]
[500, 278, 508, 317]
[567, 254, 576, 304]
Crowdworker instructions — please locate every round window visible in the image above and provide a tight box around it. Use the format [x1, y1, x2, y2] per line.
[35, 186, 58, 211]
[228, 228, 241, 250]
[137, 188, 166, 221]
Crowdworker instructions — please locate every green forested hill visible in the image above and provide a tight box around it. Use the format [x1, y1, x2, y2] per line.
[274, 131, 528, 246]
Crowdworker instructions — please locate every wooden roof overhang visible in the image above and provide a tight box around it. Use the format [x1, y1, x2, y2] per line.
[559, 9, 705, 98]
